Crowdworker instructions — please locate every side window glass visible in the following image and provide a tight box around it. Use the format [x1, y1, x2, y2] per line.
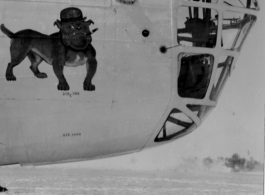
[222, 11, 256, 50]
[223, 0, 259, 10]
[177, 6, 218, 48]
[178, 53, 214, 99]
[155, 109, 195, 142]
[210, 56, 234, 100]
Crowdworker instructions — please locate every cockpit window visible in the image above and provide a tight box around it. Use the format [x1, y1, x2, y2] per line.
[222, 12, 256, 50]
[177, 6, 218, 48]
[178, 53, 214, 99]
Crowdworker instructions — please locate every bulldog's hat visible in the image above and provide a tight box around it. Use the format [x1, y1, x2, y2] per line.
[60, 7, 86, 23]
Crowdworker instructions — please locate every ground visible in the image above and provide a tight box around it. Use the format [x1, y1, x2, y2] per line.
[0, 167, 263, 195]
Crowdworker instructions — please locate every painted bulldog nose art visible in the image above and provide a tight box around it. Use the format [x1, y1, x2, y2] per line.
[0, 7, 98, 91]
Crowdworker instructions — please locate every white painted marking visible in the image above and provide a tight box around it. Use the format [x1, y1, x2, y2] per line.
[65, 53, 87, 67]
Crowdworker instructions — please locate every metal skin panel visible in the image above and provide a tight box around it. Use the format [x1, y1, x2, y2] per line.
[0, 0, 172, 166]
[0, 118, 29, 165]
[144, 0, 259, 148]
[0, 0, 259, 166]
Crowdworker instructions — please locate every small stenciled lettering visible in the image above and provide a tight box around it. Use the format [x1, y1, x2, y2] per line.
[63, 92, 80, 97]
[63, 133, 81, 137]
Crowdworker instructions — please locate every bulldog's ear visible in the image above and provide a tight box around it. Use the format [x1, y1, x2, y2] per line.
[86, 19, 94, 25]
[54, 20, 62, 29]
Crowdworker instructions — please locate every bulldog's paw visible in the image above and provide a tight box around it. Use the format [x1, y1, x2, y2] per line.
[57, 82, 70, 91]
[84, 83, 95, 91]
[35, 72, 48, 79]
[30, 67, 48, 79]
[6, 74, 16, 81]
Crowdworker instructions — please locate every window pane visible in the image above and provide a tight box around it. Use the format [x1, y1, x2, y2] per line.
[178, 53, 214, 99]
[155, 109, 195, 142]
[223, 0, 259, 10]
[210, 56, 234, 100]
[177, 6, 218, 48]
[222, 12, 256, 50]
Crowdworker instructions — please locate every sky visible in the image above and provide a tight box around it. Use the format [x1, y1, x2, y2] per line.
[49, 1, 264, 170]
